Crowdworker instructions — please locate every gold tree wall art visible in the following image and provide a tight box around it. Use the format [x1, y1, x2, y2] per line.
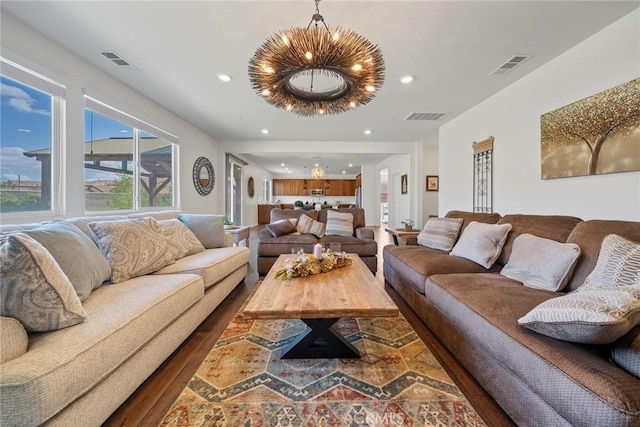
[541, 78, 640, 179]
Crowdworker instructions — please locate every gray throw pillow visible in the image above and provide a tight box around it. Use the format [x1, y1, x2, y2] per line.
[22, 221, 111, 301]
[417, 217, 463, 251]
[449, 221, 512, 268]
[178, 214, 226, 249]
[266, 219, 297, 237]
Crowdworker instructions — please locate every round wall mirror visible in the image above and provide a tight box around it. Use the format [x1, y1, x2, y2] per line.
[248, 176, 255, 198]
[192, 156, 215, 196]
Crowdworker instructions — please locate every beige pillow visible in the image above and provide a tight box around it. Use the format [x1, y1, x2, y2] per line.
[417, 217, 463, 251]
[501, 234, 581, 291]
[449, 221, 512, 268]
[296, 214, 325, 238]
[157, 219, 205, 259]
[89, 217, 175, 284]
[579, 234, 640, 290]
[0, 317, 28, 363]
[324, 210, 354, 237]
[0, 234, 87, 332]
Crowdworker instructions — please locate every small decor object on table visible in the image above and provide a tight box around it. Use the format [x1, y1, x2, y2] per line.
[275, 251, 352, 280]
[401, 219, 414, 231]
[223, 216, 235, 229]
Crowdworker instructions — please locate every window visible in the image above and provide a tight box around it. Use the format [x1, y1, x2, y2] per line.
[0, 58, 64, 215]
[84, 96, 178, 212]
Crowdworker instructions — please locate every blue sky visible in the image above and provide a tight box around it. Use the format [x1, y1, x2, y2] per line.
[1, 76, 132, 182]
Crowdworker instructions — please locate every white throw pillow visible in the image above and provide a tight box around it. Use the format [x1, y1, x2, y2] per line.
[449, 221, 512, 268]
[89, 217, 175, 284]
[501, 233, 581, 291]
[324, 210, 354, 237]
[296, 214, 325, 238]
[417, 217, 464, 251]
[579, 234, 640, 291]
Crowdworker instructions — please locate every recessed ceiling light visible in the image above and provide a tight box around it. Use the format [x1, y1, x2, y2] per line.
[399, 75, 414, 84]
[348, 163, 353, 167]
[364, 129, 372, 135]
[342, 171, 346, 174]
[261, 129, 269, 134]
[281, 163, 285, 167]
[217, 73, 232, 82]
[288, 170, 292, 174]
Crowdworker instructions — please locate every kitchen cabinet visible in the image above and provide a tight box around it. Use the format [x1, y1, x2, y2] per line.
[272, 179, 356, 196]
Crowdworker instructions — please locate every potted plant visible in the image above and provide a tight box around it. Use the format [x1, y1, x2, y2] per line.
[293, 200, 304, 210]
[223, 216, 234, 229]
[401, 219, 415, 231]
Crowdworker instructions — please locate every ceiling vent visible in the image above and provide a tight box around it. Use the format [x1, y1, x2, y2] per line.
[101, 52, 137, 70]
[490, 54, 532, 75]
[404, 112, 448, 121]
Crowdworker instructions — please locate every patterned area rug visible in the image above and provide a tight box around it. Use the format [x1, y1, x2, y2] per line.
[160, 309, 486, 426]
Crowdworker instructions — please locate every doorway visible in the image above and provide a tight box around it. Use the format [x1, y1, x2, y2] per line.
[225, 154, 247, 226]
[380, 167, 388, 224]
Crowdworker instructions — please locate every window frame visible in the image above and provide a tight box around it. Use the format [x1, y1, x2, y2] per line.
[0, 57, 66, 221]
[83, 95, 180, 213]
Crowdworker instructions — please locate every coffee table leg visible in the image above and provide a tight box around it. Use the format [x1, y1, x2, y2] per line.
[282, 318, 360, 359]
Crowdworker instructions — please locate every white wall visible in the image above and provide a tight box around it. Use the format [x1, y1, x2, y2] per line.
[377, 154, 411, 228]
[422, 139, 439, 224]
[1, 12, 222, 221]
[439, 10, 640, 221]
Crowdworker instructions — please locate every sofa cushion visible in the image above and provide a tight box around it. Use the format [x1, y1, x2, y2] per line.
[0, 273, 204, 427]
[425, 273, 640, 426]
[383, 244, 496, 294]
[565, 220, 640, 291]
[157, 219, 205, 259]
[518, 287, 640, 344]
[178, 214, 226, 249]
[296, 214, 325, 238]
[258, 234, 318, 257]
[0, 316, 28, 363]
[417, 217, 463, 251]
[266, 219, 297, 237]
[324, 210, 354, 237]
[450, 221, 512, 268]
[500, 233, 581, 291]
[318, 235, 378, 257]
[496, 214, 582, 266]
[318, 208, 366, 229]
[580, 234, 640, 290]
[153, 246, 250, 289]
[444, 210, 501, 231]
[64, 214, 128, 240]
[21, 221, 111, 301]
[270, 208, 318, 223]
[612, 327, 640, 378]
[89, 217, 175, 284]
[0, 234, 87, 332]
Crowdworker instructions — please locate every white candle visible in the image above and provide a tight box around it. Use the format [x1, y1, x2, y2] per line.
[313, 243, 323, 260]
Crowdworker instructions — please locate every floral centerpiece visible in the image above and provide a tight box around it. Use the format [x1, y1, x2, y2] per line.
[275, 252, 352, 280]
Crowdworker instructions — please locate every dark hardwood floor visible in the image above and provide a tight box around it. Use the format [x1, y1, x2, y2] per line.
[103, 226, 514, 426]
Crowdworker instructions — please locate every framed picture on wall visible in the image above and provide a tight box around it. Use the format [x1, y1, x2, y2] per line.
[401, 174, 408, 194]
[426, 175, 439, 191]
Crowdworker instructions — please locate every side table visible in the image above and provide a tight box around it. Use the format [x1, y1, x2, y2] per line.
[225, 226, 250, 246]
[384, 227, 420, 246]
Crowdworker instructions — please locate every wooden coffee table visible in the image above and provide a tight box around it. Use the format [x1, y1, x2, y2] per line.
[243, 254, 399, 359]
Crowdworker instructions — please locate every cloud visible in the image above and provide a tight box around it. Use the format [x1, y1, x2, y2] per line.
[0, 82, 50, 115]
[0, 146, 40, 181]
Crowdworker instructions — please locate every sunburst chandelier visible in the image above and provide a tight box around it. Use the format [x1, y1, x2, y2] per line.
[311, 165, 324, 179]
[248, 0, 385, 117]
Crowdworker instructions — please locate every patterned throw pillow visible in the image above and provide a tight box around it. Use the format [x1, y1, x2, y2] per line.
[417, 217, 463, 251]
[22, 221, 111, 301]
[501, 234, 581, 291]
[449, 221, 512, 268]
[518, 288, 640, 344]
[296, 214, 325, 238]
[89, 217, 175, 284]
[519, 234, 640, 344]
[0, 233, 87, 332]
[580, 234, 640, 290]
[178, 214, 226, 249]
[324, 210, 354, 237]
[157, 219, 205, 259]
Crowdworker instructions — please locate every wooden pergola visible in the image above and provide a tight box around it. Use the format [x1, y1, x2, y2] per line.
[24, 137, 173, 208]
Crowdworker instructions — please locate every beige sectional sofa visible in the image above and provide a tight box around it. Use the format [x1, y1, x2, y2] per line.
[383, 211, 640, 426]
[0, 210, 250, 426]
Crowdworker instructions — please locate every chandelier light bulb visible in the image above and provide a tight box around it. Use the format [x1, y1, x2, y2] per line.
[305, 51, 313, 60]
[365, 85, 375, 92]
[352, 64, 362, 71]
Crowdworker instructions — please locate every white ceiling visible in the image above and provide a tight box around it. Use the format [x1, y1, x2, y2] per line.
[3, 1, 638, 175]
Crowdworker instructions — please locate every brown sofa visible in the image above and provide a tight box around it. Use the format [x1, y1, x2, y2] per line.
[258, 208, 377, 275]
[383, 211, 640, 426]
